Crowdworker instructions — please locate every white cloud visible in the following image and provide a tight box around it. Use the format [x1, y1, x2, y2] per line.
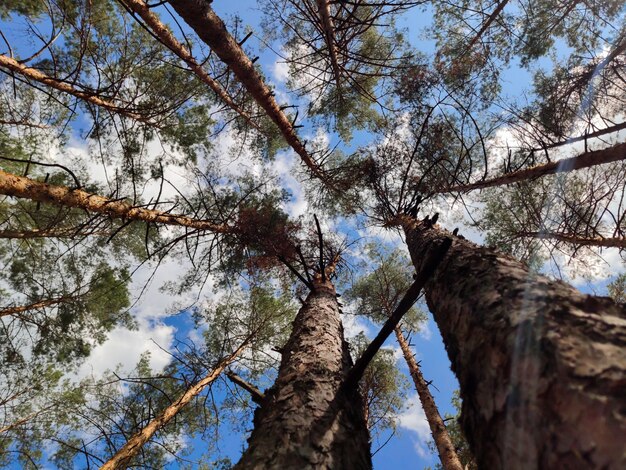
[273, 58, 289, 83]
[341, 313, 372, 339]
[77, 319, 175, 378]
[397, 394, 432, 457]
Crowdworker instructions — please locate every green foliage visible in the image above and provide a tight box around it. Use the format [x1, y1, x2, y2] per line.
[607, 273, 626, 303]
[346, 245, 426, 332]
[350, 332, 409, 441]
[426, 391, 477, 470]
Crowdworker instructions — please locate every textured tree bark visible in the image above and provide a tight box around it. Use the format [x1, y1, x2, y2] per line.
[0, 169, 230, 233]
[438, 141, 626, 194]
[400, 215, 626, 469]
[100, 341, 248, 470]
[234, 280, 371, 469]
[394, 327, 463, 470]
[167, 0, 330, 186]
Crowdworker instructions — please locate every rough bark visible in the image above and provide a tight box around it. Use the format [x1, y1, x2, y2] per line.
[518, 230, 626, 249]
[400, 215, 626, 469]
[0, 169, 230, 233]
[167, 0, 330, 185]
[394, 328, 463, 470]
[234, 280, 371, 469]
[0, 55, 153, 124]
[439, 141, 626, 194]
[119, 0, 261, 131]
[100, 341, 248, 470]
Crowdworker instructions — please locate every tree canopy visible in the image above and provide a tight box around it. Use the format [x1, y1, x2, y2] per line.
[0, 0, 624, 468]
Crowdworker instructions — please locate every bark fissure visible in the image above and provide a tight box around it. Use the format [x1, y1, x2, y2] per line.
[235, 281, 371, 469]
[400, 215, 626, 469]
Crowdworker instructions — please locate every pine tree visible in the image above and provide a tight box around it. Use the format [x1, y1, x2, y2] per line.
[0, 1, 625, 468]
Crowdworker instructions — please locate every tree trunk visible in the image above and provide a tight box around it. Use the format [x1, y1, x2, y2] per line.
[439, 141, 626, 194]
[400, 215, 626, 469]
[101, 341, 248, 470]
[167, 0, 330, 186]
[0, 296, 72, 318]
[316, 0, 343, 92]
[394, 327, 463, 470]
[119, 0, 261, 131]
[234, 280, 371, 469]
[0, 169, 230, 233]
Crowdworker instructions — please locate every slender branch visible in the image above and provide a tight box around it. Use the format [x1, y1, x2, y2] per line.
[438, 142, 626, 194]
[225, 371, 265, 405]
[531, 121, 626, 152]
[100, 340, 249, 470]
[465, 0, 509, 52]
[343, 237, 452, 390]
[518, 230, 626, 249]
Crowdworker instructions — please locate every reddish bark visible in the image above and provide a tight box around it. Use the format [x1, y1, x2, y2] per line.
[395, 327, 463, 470]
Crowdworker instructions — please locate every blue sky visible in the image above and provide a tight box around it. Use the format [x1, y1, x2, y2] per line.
[1, 1, 624, 469]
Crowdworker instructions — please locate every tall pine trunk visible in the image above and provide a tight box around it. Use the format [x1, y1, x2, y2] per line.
[394, 327, 463, 470]
[400, 216, 626, 469]
[235, 280, 371, 469]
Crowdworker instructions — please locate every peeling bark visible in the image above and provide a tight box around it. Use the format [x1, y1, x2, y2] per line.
[394, 328, 463, 470]
[400, 215, 626, 469]
[235, 280, 371, 469]
[0, 55, 153, 124]
[0, 169, 230, 234]
[167, 0, 330, 185]
[439, 142, 626, 194]
[101, 341, 248, 470]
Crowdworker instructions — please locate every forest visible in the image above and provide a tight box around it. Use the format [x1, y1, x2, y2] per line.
[0, 0, 625, 468]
